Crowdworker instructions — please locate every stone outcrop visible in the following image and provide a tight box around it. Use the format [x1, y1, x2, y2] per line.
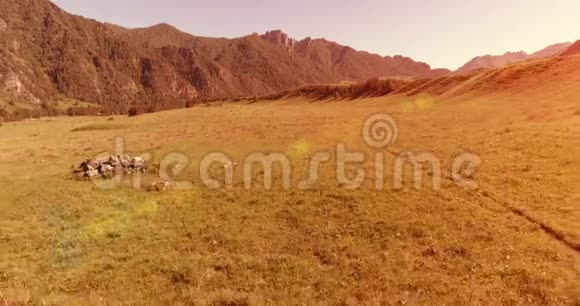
[260, 30, 297, 49]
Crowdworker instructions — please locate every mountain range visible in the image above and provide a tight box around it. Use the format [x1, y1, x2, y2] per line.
[455, 43, 572, 73]
[0, 0, 579, 121]
[0, 0, 444, 118]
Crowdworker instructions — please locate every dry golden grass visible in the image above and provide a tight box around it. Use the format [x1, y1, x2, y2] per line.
[0, 92, 579, 304]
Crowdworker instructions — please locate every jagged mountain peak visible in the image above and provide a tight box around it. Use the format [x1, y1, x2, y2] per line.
[260, 29, 297, 49]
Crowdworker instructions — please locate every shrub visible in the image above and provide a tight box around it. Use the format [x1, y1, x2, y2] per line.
[127, 107, 140, 117]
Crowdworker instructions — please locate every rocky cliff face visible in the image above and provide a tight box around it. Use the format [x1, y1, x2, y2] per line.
[260, 30, 297, 49]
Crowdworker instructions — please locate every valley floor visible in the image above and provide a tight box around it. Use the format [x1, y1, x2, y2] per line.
[1, 94, 579, 304]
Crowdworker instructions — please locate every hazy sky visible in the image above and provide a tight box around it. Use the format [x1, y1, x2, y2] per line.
[51, 0, 580, 70]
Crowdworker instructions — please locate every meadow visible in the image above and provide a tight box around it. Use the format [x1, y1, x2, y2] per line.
[1, 94, 579, 304]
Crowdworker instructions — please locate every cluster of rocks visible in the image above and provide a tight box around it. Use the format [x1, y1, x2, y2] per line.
[73, 154, 147, 180]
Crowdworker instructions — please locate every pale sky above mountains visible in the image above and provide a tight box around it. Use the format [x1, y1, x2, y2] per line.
[52, 0, 580, 70]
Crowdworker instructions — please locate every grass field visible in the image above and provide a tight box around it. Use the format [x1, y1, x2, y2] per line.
[1, 94, 579, 304]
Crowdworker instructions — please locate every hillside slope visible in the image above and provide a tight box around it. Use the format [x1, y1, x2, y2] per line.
[530, 42, 572, 58]
[267, 55, 580, 101]
[456, 43, 571, 74]
[0, 0, 197, 118]
[456, 52, 529, 74]
[561, 40, 580, 56]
